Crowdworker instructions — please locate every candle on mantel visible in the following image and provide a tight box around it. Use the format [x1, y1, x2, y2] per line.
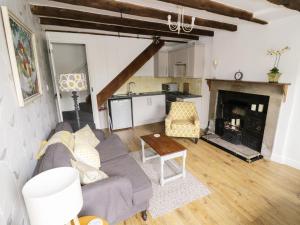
[258, 104, 264, 112]
[236, 119, 240, 127]
[231, 119, 236, 126]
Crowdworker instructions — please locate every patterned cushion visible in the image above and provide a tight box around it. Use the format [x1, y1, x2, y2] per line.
[74, 125, 100, 148]
[74, 143, 101, 169]
[71, 159, 108, 185]
[171, 120, 195, 130]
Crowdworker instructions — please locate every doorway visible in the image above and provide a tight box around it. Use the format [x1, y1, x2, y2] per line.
[50, 43, 95, 131]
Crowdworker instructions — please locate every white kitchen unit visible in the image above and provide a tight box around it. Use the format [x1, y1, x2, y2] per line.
[154, 50, 168, 77]
[132, 95, 166, 126]
[186, 44, 205, 78]
[109, 98, 133, 130]
[168, 51, 176, 77]
[167, 43, 205, 78]
[177, 97, 202, 119]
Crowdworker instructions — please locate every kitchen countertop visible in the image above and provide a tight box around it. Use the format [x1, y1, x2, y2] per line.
[109, 91, 202, 100]
[109, 91, 165, 100]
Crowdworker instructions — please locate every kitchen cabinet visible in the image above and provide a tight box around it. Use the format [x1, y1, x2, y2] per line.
[169, 48, 188, 77]
[167, 44, 205, 78]
[132, 95, 166, 126]
[186, 44, 205, 78]
[168, 51, 175, 77]
[154, 51, 168, 77]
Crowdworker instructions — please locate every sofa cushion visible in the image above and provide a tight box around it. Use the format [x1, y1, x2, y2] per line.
[96, 134, 129, 163]
[55, 122, 74, 133]
[171, 119, 195, 130]
[74, 125, 100, 148]
[101, 156, 152, 205]
[93, 129, 106, 142]
[34, 143, 74, 176]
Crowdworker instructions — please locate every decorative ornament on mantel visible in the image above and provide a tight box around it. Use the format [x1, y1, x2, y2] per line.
[168, 7, 195, 34]
[267, 46, 290, 83]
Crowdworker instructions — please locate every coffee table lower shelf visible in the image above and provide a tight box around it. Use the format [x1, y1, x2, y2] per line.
[141, 139, 187, 186]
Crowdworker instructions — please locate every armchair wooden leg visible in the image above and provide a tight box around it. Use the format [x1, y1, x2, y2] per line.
[141, 210, 148, 221]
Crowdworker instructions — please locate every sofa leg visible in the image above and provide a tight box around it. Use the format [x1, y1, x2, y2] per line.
[141, 210, 148, 221]
[194, 138, 198, 144]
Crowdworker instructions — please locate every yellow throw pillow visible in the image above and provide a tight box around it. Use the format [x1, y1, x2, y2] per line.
[74, 125, 100, 148]
[71, 159, 108, 185]
[35, 131, 75, 159]
[74, 143, 101, 169]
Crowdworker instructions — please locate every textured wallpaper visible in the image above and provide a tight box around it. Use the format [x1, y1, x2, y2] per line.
[0, 0, 57, 224]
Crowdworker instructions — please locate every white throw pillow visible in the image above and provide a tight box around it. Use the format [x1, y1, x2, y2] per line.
[74, 143, 101, 169]
[74, 125, 100, 148]
[71, 159, 108, 185]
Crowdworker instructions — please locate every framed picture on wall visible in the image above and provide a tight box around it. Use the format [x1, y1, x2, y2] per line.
[1, 6, 42, 107]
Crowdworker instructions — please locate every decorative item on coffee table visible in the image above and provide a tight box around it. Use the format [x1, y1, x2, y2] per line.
[267, 46, 290, 83]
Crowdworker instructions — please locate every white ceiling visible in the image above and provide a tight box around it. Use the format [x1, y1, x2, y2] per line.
[30, 0, 299, 39]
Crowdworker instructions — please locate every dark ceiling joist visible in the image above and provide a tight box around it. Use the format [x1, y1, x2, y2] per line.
[45, 29, 188, 43]
[51, 0, 237, 31]
[157, 0, 268, 24]
[40, 17, 200, 40]
[30, 5, 214, 37]
[267, 0, 300, 12]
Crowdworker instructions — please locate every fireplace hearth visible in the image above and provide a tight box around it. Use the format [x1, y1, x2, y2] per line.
[215, 90, 269, 152]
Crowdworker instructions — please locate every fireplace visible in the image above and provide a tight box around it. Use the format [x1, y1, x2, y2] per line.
[215, 90, 269, 152]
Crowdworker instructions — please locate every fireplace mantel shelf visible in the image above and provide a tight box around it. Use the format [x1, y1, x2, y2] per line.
[206, 79, 291, 102]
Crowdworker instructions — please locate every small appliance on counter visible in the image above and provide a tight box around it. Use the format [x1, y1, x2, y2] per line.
[162, 83, 179, 92]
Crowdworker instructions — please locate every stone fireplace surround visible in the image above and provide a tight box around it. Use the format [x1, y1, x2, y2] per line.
[206, 79, 290, 159]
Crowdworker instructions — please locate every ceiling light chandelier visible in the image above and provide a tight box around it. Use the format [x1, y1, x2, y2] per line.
[168, 7, 195, 34]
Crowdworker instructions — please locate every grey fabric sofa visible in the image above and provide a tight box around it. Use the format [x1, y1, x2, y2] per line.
[34, 122, 152, 224]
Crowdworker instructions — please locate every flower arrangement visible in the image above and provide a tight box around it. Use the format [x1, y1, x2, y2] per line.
[267, 46, 290, 82]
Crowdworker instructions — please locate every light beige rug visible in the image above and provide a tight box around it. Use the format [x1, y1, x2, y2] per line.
[130, 150, 210, 218]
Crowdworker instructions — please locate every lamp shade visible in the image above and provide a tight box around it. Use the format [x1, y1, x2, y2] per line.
[59, 73, 87, 92]
[22, 167, 83, 225]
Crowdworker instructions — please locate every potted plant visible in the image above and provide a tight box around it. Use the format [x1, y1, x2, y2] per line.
[267, 46, 290, 83]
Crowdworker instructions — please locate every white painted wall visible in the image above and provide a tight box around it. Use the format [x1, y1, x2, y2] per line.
[281, 64, 300, 169]
[47, 32, 159, 129]
[0, 1, 57, 224]
[210, 15, 300, 169]
[52, 43, 90, 112]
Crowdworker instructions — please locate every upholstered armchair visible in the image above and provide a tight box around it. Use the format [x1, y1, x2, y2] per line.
[165, 102, 200, 143]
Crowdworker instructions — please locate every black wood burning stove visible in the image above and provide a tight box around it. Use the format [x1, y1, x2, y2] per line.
[215, 90, 269, 152]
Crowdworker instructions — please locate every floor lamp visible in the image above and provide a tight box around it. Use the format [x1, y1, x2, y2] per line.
[22, 167, 83, 225]
[59, 73, 88, 130]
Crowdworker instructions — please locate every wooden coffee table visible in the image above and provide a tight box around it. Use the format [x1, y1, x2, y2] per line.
[140, 134, 187, 186]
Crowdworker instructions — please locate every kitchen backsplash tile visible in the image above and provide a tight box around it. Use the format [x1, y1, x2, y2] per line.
[116, 76, 202, 95]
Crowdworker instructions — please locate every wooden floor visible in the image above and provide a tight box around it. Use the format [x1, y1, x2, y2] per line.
[114, 123, 300, 225]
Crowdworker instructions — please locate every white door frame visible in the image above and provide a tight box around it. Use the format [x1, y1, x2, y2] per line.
[46, 34, 98, 127]
[47, 39, 63, 122]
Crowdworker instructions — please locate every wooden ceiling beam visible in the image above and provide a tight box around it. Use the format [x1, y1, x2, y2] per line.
[50, 0, 237, 31]
[45, 29, 188, 43]
[30, 5, 214, 36]
[267, 0, 300, 12]
[39, 17, 200, 40]
[157, 0, 268, 24]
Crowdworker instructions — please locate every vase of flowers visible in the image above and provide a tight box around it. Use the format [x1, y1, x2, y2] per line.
[267, 46, 290, 83]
